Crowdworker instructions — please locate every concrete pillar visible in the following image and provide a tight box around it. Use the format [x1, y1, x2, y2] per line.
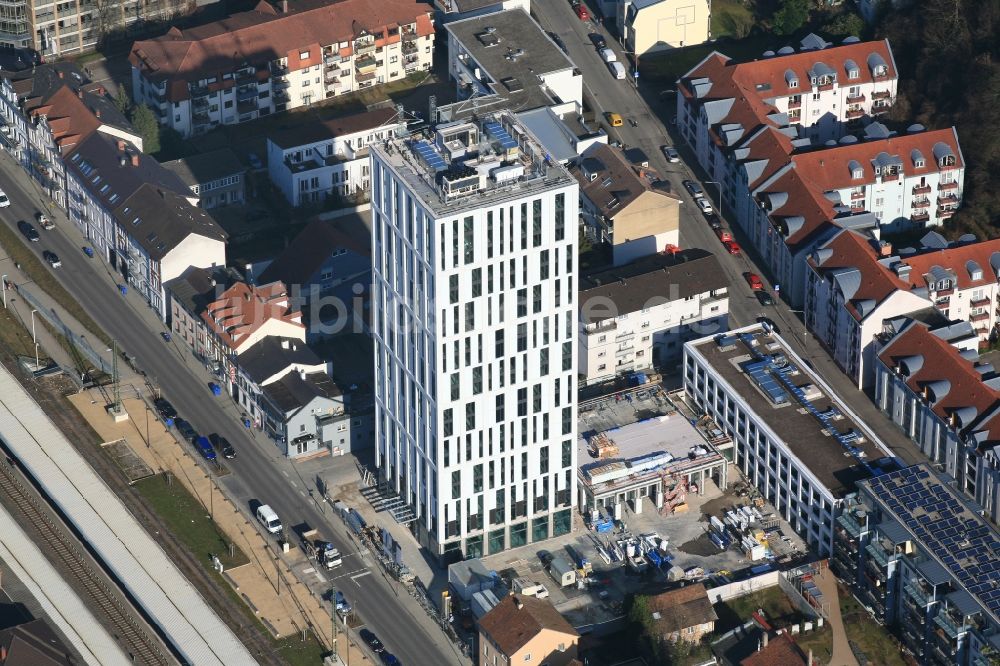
[634, 495, 643, 514]
[655, 482, 663, 508]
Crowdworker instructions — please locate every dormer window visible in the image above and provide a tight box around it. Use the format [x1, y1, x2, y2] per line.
[300, 50, 310, 59]
[940, 155, 956, 167]
[873, 65, 886, 77]
[789, 78, 798, 88]
[914, 158, 924, 168]
[848, 68, 859, 79]
[853, 168, 863, 179]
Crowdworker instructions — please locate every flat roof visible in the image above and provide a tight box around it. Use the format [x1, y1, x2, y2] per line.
[689, 326, 893, 497]
[446, 9, 576, 112]
[864, 464, 1000, 622]
[577, 387, 724, 492]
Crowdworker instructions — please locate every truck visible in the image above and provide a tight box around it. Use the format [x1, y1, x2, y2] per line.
[302, 529, 342, 569]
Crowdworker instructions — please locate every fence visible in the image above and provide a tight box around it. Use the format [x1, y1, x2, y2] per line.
[15, 284, 114, 377]
[705, 571, 781, 604]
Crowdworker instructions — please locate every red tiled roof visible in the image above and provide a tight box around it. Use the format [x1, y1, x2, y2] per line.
[28, 86, 101, 155]
[809, 230, 913, 320]
[790, 127, 963, 192]
[130, 0, 434, 86]
[893, 238, 1000, 292]
[759, 166, 839, 248]
[202, 280, 303, 352]
[679, 40, 896, 136]
[478, 595, 578, 657]
[878, 322, 1000, 441]
[740, 633, 808, 666]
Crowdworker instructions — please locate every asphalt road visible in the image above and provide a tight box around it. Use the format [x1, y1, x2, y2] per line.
[0, 152, 463, 666]
[534, 3, 768, 329]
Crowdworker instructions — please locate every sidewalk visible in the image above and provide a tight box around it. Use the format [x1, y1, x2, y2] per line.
[66, 388, 375, 663]
[0, 252, 70, 371]
[813, 568, 859, 666]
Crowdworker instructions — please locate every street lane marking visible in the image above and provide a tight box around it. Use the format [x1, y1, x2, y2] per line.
[350, 571, 372, 585]
[303, 567, 315, 574]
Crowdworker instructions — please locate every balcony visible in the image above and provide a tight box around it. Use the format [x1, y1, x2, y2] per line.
[356, 55, 377, 73]
[274, 90, 290, 103]
[912, 198, 930, 209]
[881, 171, 900, 182]
[846, 93, 866, 104]
[357, 72, 377, 85]
[838, 512, 862, 538]
[190, 85, 210, 98]
[586, 320, 617, 335]
[817, 82, 835, 92]
[971, 297, 992, 308]
[615, 345, 634, 358]
[935, 287, 954, 297]
[236, 85, 257, 101]
[938, 193, 960, 205]
[404, 56, 420, 71]
[402, 40, 418, 55]
[872, 102, 891, 115]
[913, 183, 932, 195]
[865, 541, 890, 568]
[911, 211, 931, 223]
[937, 207, 958, 218]
[354, 41, 376, 56]
[270, 64, 289, 77]
[236, 99, 257, 115]
[846, 107, 865, 120]
[401, 27, 418, 42]
[938, 181, 959, 192]
[934, 612, 962, 639]
[850, 190, 865, 200]
[970, 311, 990, 323]
[787, 98, 802, 110]
[872, 90, 892, 100]
[905, 583, 930, 607]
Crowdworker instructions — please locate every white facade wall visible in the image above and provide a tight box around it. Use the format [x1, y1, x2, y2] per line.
[683, 332, 840, 555]
[578, 290, 729, 384]
[266, 121, 404, 207]
[370, 150, 579, 560]
[805, 269, 931, 389]
[767, 75, 897, 144]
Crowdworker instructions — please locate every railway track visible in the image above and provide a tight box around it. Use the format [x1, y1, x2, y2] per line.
[0, 457, 172, 665]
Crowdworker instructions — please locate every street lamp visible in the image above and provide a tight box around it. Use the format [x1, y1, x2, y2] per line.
[34, 342, 39, 370]
[1, 274, 7, 309]
[30, 309, 37, 344]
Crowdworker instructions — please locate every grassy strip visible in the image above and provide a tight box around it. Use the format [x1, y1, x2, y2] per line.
[133, 473, 249, 569]
[0, 305, 44, 359]
[711, 0, 755, 39]
[276, 634, 326, 666]
[0, 228, 112, 348]
[838, 585, 907, 666]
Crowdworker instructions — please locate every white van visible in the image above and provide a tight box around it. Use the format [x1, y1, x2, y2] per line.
[599, 47, 617, 63]
[608, 61, 626, 80]
[256, 504, 283, 535]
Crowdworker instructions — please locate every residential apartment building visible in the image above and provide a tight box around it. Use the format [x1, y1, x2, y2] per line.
[445, 10, 583, 114]
[578, 249, 728, 384]
[162, 147, 245, 209]
[807, 231, 1000, 388]
[805, 229, 932, 389]
[832, 464, 1000, 666]
[570, 143, 681, 266]
[875, 319, 1000, 522]
[478, 594, 580, 666]
[129, 0, 435, 137]
[371, 111, 579, 561]
[0, 63, 227, 317]
[683, 323, 897, 554]
[617, 0, 711, 56]
[266, 108, 404, 207]
[0, 0, 190, 57]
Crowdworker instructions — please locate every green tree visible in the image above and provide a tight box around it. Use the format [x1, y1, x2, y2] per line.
[130, 104, 160, 155]
[823, 10, 865, 38]
[113, 86, 132, 116]
[772, 0, 810, 35]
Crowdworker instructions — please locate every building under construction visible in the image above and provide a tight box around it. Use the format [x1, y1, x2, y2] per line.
[576, 389, 730, 517]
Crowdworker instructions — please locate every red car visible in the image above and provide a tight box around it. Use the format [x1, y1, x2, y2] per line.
[745, 272, 763, 290]
[575, 3, 589, 20]
[725, 240, 742, 255]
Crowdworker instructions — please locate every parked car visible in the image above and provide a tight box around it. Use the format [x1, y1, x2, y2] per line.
[683, 179, 703, 196]
[210, 433, 236, 459]
[705, 212, 722, 229]
[695, 197, 713, 214]
[547, 32, 567, 53]
[745, 273, 763, 290]
[154, 398, 177, 420]
[17, 220, 39, 242]
[756, 291, 775, 306]
[208, 381, 222, 396]
[380, 654, 400, 666]
[661, 146, 680, 163]
[599, 47, 616, 63]
[335, 590, 352, 616]
[724, 239, 741, 255]
[175, 418, 197, 442]
[574, 3, 588, 19]
[360, 629, 385, 653]
[42, 250, 61, 268]
[588, 32, 606, 49]
[0, 189, 9, 207]
[194, 435, 217, 461]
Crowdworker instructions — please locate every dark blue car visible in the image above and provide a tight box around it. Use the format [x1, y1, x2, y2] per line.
[194, 435, 217, 461]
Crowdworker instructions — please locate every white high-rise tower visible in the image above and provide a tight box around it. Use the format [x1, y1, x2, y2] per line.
[370, 111, 579, 561]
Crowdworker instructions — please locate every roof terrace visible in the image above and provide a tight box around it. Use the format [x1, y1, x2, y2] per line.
[371, 110, 574, 216]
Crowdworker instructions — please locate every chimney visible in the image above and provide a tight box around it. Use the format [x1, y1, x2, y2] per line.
[77, 89, 84, 98]
[94, 108, 101, 118]
[130, 153, 140, 167]
[117, 139, 126, 152]
[281, 339, 290, 349]
[58, 70, 64, 79]
[513, 596, 523, 610]
[762, 633, 768, 648]
[281, 0, 288, 11]
[98, 86, 106, 95]
[878, 240, 893, 257]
